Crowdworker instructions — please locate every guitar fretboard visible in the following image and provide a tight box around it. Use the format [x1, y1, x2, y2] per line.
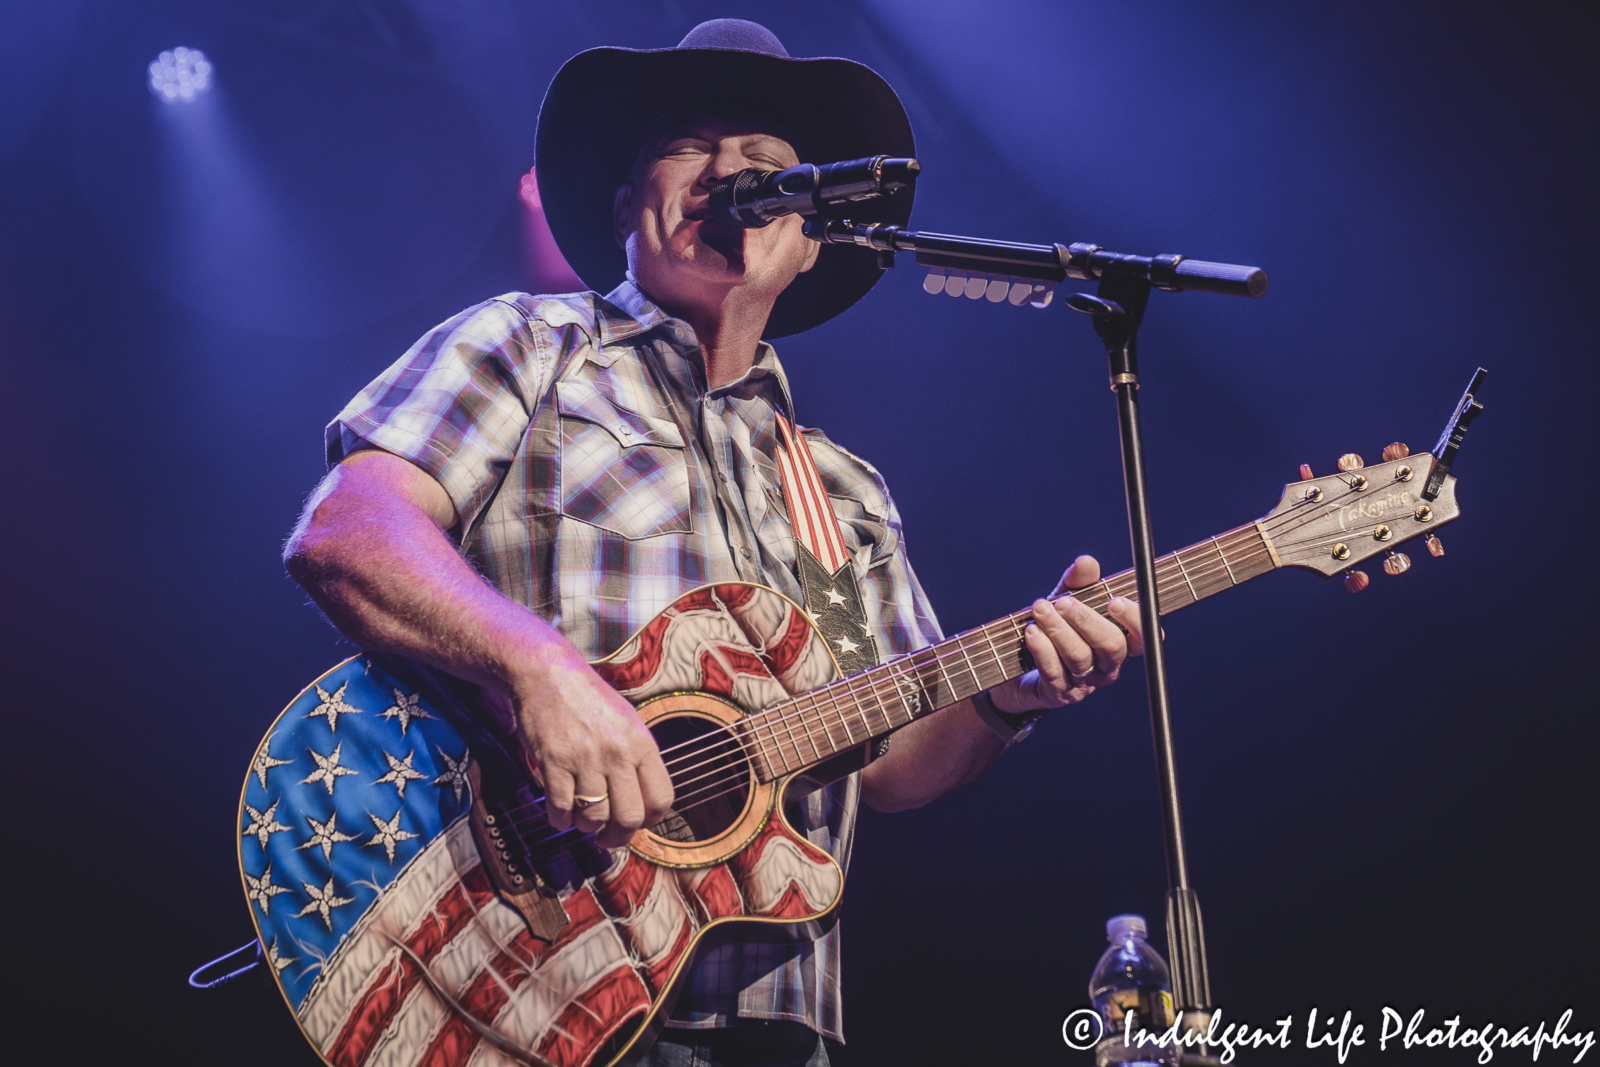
[739, 521, 1277, 781]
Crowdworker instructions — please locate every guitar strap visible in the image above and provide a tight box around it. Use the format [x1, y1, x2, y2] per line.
[773, 415, 880, 677]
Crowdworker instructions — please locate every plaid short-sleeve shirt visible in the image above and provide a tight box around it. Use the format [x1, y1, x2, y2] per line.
[326, 282, 943, 1042]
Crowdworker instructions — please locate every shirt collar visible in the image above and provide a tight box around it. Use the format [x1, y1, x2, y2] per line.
[601, 280, 796, 421]
[596, 280, 669, 344]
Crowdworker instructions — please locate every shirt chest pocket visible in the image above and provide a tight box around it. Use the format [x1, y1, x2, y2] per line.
[556, 380, 693, 539]
[826, 493, 897, 570]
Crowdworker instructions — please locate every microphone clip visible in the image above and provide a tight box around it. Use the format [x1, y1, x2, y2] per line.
[709, 156, 920, 229]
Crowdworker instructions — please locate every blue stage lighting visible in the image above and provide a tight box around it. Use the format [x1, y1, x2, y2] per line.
[148, 47, 212, 103]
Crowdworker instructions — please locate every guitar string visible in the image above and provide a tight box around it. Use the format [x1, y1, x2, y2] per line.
[646, 491, 1351, 773]
[568, 551, 1277, 820]
[523, 472, 1407, 801]
[499, 542, 1251, 821]
[693, 546, 1260, 786]
[483, 612, 1038, 829]
[501, 529, 1280, 817]
[486, 613, 1033, 826]
[460, 518, 1312, 857]
[1256, 473, 1412, 538]
[494, 536, 1277, 829]
[479, 494, 1388, 863]
[484, 487, 1395, 835]
[698, 533, 1297, 784]
[493, 549, 1291, 858]
[664, 609, 1036, 779]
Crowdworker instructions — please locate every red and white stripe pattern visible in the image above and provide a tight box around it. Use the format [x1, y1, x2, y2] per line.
[774, 417, 849, 575]
[293, 586, 845, 1067]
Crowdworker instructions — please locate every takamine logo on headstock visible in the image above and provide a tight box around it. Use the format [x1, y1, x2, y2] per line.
[1260, 442, 1460, 590]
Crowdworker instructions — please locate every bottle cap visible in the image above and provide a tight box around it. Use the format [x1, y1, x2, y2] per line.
[1106, 914, 1147, 942]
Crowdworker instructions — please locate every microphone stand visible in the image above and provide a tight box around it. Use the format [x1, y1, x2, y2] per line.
[807, 218, 1266, 1063]
[1082, 271, 1216, 1054]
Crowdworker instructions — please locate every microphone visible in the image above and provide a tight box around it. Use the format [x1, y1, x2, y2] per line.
[708, 156, 919, 228]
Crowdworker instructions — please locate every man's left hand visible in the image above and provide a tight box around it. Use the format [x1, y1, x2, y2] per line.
[989, 555, 1145, 715]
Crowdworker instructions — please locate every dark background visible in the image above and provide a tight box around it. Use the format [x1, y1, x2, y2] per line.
[2, 1, 1594, 1063]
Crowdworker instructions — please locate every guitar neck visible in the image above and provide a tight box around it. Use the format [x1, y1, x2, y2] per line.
[742, 520, 1280, 781]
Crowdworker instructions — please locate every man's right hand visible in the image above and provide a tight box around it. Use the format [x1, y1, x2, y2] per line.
[511, 650, 675, 848]
[285, 448, 674, 852]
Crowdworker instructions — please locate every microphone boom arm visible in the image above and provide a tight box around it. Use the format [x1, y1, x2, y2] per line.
[802, 218, 1268, 299]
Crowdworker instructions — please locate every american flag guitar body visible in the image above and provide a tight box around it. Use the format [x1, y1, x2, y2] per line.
[240, 448, 1465, 1067]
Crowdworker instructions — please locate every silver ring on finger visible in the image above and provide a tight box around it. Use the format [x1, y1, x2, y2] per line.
[572, 792, 609, 811]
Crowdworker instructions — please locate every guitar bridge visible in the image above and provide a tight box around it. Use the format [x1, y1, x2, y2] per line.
[465, 763, 571, 942]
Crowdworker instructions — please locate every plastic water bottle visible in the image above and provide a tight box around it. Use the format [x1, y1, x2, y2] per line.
[1090, 914, 1176, 1066]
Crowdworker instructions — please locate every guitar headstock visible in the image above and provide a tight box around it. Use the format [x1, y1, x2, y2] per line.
[1259, 444, 1460, 585]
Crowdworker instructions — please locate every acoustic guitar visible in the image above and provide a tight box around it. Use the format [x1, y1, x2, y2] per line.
[239, 443, 1464, 1067]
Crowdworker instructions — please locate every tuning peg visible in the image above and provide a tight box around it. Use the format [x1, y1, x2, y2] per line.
[1337, 453, 1365, 472]
[1382, 551, 1411, 576]
[1381, 442, 1411, 462]
[1344, 569, 1370, 593]
[1426, 534, 1444, 557]
[1299, 464, 1314, 480]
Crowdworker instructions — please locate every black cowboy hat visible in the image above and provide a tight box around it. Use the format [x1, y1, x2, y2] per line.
[534, 19, 915, 339]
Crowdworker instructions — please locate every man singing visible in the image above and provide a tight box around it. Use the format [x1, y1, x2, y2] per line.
[286, 19, 1141, 1067]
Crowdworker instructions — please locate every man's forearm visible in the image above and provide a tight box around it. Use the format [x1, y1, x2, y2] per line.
[283, 453, 573, 699]
[284, 450, 675, 844]
[859, 698, 1008, 812]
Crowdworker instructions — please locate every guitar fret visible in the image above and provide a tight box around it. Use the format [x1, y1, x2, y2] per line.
[832, 671, 872, 751]
[979, 622, 1008, 690]
[798, 699, 824, 764]
[1211, 536, 1238, 585]
[778, 701, 804, 773]
[751, 712, 781, 779]
[737, 521, 1285, 786]
[828, 690, 851, 754]
[810, 692, 834, 754]
[889, 657, 925, 725]
[1172, 551, 1199, 604]
[906, 647, 942, 712]
[854, 669, 882, 739]
[833, 687, 857, 748]
[799, 690, 826, 757]
[765, 713, 791, 778]
[934, 648, 960, 708]
[904, 657, 928, 724]
[876, 668, 902, 735]
[948, 633, 984, 700]
[822, 688, 851, 757]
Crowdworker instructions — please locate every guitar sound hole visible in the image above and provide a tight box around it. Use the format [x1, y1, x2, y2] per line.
[649, 713, 750, 843]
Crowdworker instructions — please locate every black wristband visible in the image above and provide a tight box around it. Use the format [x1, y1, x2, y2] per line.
[970, 689, 1042, 743]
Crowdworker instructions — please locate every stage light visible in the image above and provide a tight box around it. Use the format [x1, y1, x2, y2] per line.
[148, 47, 213, 103]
